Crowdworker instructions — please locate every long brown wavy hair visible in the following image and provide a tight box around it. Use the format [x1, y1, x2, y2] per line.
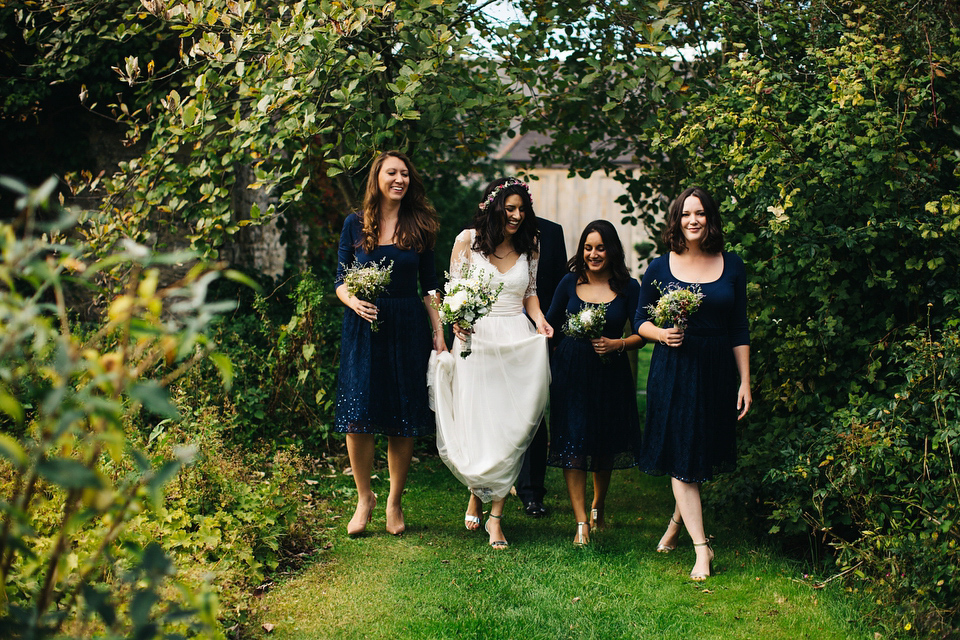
[360, 151, 438, 253]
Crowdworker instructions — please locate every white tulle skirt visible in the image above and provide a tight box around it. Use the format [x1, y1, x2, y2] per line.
[429, 312, 550, 502]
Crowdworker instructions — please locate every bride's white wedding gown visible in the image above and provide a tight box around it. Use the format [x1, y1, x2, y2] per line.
[430, 229, 551, 502]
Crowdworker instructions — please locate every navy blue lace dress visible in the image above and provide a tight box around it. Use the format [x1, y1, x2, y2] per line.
[334, 213, 437, 437]
[545, 273, 642, 471]
[635, 252, 750, 483]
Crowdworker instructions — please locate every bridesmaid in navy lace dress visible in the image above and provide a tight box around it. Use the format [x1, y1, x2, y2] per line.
[635, 186, 752, 580]
[545, 220, 644, 546]
[335, 151, 446, 536]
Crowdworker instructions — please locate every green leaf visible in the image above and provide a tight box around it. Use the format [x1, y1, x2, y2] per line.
[146, 459, 184, 506]
[82, 584, 117, 627]
[0, 387, 24, 425]
[0, 433, 27, 468]
[130, 382, 180, 419]
[208, 352, 234, 391]
[38, 458, 103, 489]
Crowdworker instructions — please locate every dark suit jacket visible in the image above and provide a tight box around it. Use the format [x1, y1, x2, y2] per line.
[536, 217, 567, 311]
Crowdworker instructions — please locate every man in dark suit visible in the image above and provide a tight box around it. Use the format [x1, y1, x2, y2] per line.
[517, 216, 567, 517]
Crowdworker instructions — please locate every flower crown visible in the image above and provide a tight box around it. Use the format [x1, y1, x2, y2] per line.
[478, 178, 532, 212]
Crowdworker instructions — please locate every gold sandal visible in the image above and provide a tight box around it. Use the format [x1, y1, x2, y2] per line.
[690, 540, 714, 581]
[656, 515, 682, 553]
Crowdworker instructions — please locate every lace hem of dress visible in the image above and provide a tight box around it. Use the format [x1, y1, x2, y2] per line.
[469, 486, 498, 502]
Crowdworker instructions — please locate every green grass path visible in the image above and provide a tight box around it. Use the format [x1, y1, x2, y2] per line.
[250, 457, 871, 639]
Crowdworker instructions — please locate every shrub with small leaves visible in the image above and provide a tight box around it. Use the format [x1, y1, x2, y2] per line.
[0, 176, 240, 637]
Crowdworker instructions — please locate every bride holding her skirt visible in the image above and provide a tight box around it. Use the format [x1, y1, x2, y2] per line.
[430, 177, 552, 549]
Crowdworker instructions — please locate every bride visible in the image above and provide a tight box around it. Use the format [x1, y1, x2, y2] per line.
[431, 177, 553, 549]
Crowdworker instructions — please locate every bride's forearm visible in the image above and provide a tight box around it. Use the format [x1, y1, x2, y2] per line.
[523, 295, 545, 323]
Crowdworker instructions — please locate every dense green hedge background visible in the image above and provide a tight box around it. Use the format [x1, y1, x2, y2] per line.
[1, 0, 958, 637]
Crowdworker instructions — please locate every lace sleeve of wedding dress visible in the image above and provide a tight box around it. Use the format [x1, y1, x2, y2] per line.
[524, 243, 540, 299]
[449, 229, 474, 281]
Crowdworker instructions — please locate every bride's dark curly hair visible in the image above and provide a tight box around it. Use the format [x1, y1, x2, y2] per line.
[470, 177, 539, 257]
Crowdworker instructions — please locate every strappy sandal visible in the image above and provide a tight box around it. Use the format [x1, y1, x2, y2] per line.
[690, 539, 714, 581]
[573, 521, 590, 547]
[656, 515, 682, 553]
[485, 514, 509, 549]
[464, 513, 481, 531]
[589, 508, 604, 531]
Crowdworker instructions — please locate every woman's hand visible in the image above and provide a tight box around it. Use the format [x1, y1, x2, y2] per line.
[432, 329, 448, 353]
[737, 382, 752, 420]
[592, 336, 623, 356]
[452, 322, 472, 342]
[349, 296, 378, 324]
[535, 317, 554, 338]
[659, 326, 684, 347]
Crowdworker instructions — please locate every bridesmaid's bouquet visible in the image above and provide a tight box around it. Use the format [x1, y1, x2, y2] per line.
[563, 302, 610, 361]
[342, 258, 393, 332]
[436, 264, 503, 358]
[647, 281, 704, 330]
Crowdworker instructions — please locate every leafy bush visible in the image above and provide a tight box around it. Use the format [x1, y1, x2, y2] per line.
[0, 177, 231, 637]
[638, 2, 960, 634]
[125, 415, 330, 628]
[0, 177, 332, 637]
[176, 267, 343, 451]
[765, 317, 960, 635]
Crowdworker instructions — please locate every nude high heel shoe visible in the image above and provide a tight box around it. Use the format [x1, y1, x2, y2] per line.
[690, 540, 714, 581]
[347, 494, 377, 536]
[656, 515, 682, 553]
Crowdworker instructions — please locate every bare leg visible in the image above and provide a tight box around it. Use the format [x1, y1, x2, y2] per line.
[671, 477, 714, 578]
[564, 469, 590, 544]
[464, 492, 483, 531]
[385, 436, 413, 535]
[346, 434, 377, 535]
[590, 470, 612, 529]
[655, 502, 683, 552]
[485, 498, 508, 548]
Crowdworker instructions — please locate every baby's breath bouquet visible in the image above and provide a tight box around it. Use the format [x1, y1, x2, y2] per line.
[436, 264, 504, 358]
[342, 258, 393, 331]
[646, 281, 704, 331]
[563, 302, 610, 361]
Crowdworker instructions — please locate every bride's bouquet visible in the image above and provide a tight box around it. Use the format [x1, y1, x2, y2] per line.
[563, 302, 610, 361]
[646, 281, 704, 330]
[342, 258, 393, 332]
[436, 264, 503, 358]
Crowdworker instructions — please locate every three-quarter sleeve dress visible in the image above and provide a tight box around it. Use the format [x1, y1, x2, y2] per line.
[334, 213, 437, 437]
[545, 273, 642, 471]
[635, 252, 750, 482]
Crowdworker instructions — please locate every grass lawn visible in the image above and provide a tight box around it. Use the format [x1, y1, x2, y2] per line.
[250, 347, 872, 639]
[251, 463, 871, 639]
